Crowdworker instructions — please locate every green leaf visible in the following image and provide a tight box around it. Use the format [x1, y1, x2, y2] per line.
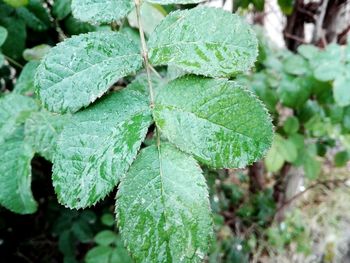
[334, 72, 350, 107]
[101, 213, 115, 226]
[278, 74, 311, 108]
[303, 151, 321, 180]
[148, 6, 258, 78]
[36, 31, 142, 113]
[128, 3, 166, 36]
[25, 110, 69, 161]
[72, 0, 134, 24]
[278, 0, 293, 14]
[23, 44, 51, 61]
[52, 89, 152, 209]
[85, 246, 114, 263]
[14, 61, 40, 95]
[283, 116, 299, 134]
[153, 76, 273, 168]
[264, 134, 297, 172]
[334, 151, 349, 167]
[63, 15, 98, 35]
[311, 44, 343, 81]
[52, 0, 71, 20]
[94, 230, 117, 246]
[0, 17, 26, 60]
[282, 54, 308, 75]
[16, 0, 51, 31]
[3, 0, 28, 8]
[116, 143, 212, 263]
[0, 127, 37, 214]
[0, 26, 8, 47]
[297, 44, 319, 60]
[0, 93, 39, 143]
[264, 140, 285, 172]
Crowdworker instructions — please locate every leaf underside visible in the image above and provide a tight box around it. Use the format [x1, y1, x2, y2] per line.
[148, 6, 258, 78]
[153, 75, 273, 168]
[116, 143, 212, 263]
[53, 88, 152, 209]
[35, 31, 142, 113]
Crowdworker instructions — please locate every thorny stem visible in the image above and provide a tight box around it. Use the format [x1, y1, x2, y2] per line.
[134, 0, 160, 147]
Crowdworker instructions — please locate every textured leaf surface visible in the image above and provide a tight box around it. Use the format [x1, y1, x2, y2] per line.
[72, 0, 134, 24]
[148, 7, 258, 78]
[53, 89, 152, 209]
[0, 94, 39, 143]
[36, 31, 142, 113]
[14, 61, 40, 95]
[25, 110, 69, 161]
[117, 143, 212, 263]
[0, 128, 37, 214]
[153, 76, 273, 168]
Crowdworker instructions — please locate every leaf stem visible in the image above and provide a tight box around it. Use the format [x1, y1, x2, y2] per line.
[134, 0, 155, 109]
[134, 0, 161, 147]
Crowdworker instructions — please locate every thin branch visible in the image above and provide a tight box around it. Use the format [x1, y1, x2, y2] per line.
[4, 55, 23, 68]
[134, 0, 155, 109]
[275, 178, 349, 218]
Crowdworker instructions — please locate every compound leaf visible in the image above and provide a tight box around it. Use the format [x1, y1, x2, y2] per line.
[72, 0, 134, 24]
[25, 110, 70, 161]
[0, 127, 37, 214]
[0, 93, 39, 143]
[116, 143, 212, 263]
[148, 6, 258, 78]
[53, 89, 152, 209]
[36, 31, 142, 113]
[153, 76, 273, 168]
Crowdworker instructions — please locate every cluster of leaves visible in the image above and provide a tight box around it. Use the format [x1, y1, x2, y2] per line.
[0, 0, 275, 261]
[240, 35, 350, 179]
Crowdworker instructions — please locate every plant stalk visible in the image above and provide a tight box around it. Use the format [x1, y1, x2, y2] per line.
[134, 0, 160, 147]
[134, 0, 155, 109]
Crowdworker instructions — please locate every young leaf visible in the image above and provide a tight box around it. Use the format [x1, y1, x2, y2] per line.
[52, 89, 152, 209]
[148, 6, 258, 78]
[0, 127, 37, 214]
[116, 143, 212, 263]
[36, 31, 142, 113]
[153, 76, 273, 168]
[25, 110, 70, 161]
[0, 93, 39, 143]
[72, 0, 134, 24]
[23, 44, 51, 61]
